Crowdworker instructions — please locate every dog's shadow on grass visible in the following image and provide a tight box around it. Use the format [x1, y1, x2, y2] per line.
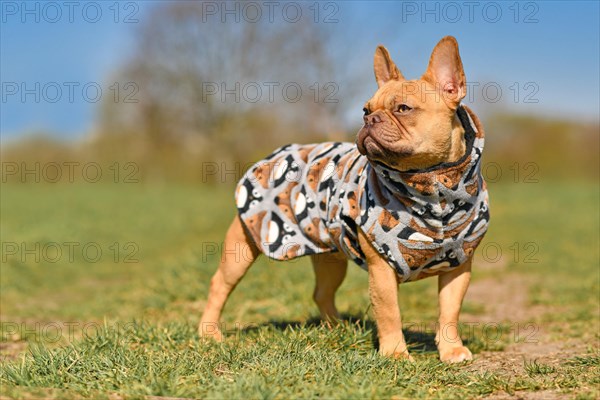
[235, 313, 447, 354]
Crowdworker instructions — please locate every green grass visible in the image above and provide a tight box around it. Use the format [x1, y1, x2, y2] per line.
[524, 359, 557, 376]
[1, 180, 598, 399]
[0, 321, 596, 400]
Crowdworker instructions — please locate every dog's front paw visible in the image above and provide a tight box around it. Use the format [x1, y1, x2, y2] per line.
[392, 350, 415, 362]
[198, 321, 224, 342]
[439, 346, 472, 363]
[379, 344, 414, 361]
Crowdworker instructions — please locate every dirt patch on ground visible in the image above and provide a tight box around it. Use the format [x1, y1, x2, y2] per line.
[482, 389, 571, 400]
[463, 270, 597, 399]
[470, 338, 592, 373]
[464, 273, 548, 323]
[0, 341, 28, 362]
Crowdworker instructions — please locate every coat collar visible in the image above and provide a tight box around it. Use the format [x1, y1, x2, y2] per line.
[368, 105, 483, 201]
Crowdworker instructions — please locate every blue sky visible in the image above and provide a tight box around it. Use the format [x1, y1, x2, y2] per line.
[1, 1, 599, 141]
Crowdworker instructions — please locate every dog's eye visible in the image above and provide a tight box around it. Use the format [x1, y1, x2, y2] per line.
[396, 104, 412, 113]
[363, 107, 370, 116]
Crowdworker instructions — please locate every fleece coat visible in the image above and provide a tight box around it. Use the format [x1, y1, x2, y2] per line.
[235, 105, 489, 282]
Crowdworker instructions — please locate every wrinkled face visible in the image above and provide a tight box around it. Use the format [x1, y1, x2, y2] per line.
[356, 37, 467, 171]
[356, 79, 457, 170]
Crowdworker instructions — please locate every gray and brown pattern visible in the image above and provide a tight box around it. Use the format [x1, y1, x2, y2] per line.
[235, 105, 490, 282]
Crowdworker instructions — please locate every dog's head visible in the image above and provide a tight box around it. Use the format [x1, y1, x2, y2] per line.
[356, 36, 467, 171]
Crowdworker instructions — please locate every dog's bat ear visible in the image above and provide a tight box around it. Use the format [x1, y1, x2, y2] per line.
[422, 36, 466, 107]
[374, 45, 404, 88]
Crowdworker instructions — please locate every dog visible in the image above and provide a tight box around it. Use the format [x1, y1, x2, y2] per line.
[199, 36, 490, 363]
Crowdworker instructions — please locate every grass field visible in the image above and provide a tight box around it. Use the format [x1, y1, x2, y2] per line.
[1, 180, 598, 399]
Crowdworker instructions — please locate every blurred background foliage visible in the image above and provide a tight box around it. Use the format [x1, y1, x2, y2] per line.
[1, 1, 598, 184]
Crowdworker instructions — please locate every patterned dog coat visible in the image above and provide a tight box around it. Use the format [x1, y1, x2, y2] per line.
[235, 105, 490, 282]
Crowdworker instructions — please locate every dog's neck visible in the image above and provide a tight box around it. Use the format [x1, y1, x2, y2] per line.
[447, 113, 467, 164]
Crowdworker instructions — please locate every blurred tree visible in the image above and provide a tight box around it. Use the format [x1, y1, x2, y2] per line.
[98, 1, 356, 171]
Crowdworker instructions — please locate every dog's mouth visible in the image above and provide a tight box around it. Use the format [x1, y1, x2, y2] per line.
[357, 129, 404, 165]
[365, 137, 385, 156]
[357, 128, 416, 170]
[357, 130, 384, 156]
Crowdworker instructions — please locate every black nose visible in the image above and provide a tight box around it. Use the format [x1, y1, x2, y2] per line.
[364, 113, 381, 125]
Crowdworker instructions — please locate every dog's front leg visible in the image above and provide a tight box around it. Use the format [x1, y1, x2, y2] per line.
[436, 257, 473, 363]
[358, 229, 412, 360]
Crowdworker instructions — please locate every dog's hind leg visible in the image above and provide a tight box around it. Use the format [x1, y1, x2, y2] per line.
[199, 215, 260, 341]
[311, 253, 347, 321]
